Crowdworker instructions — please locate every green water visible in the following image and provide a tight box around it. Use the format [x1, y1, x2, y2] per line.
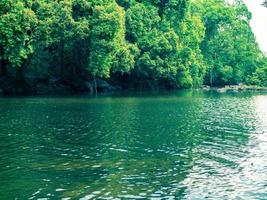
[0, 91, 267, 199]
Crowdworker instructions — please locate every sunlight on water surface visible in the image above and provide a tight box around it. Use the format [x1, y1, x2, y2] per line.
[0, 91, 267, 199]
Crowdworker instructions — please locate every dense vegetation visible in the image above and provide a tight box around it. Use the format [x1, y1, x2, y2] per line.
[0, 0, 266, 95]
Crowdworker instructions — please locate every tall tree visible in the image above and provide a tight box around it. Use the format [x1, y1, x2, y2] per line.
[193, 0, 262, 86]
[0, 0, 37, 76]
[89, 0, 138, 92]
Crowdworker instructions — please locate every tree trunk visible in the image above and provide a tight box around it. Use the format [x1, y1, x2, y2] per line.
[16, 56, 32, 81]
[60, 40, 64, 77]
[93, 74, 98, 97]
[209, 67, 213, 86]
[0, 59, 7, 77]
[16, 65, 25, 81]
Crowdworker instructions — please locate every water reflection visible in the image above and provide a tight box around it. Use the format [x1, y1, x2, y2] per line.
[0, 91, 266, 199]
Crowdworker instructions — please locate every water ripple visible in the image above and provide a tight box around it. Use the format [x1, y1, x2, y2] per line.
[0, 92, 266, 199]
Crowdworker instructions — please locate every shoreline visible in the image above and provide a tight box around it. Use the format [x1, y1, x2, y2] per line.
[0, 84, 267, 97]
[202, 85, 267, 93]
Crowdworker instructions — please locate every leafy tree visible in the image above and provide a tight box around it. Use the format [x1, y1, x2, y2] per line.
[177, 15, 206, 87]
[0, 0, 37, 76]
[126, 2, 160, 43]
[33, 0, 90, 77]
[116, 0, 135, 9]
[193, 0, 262, 86]
[89, 0, 138, 93]
[248, 58, 267, 86]
[0, 0, 265, 94]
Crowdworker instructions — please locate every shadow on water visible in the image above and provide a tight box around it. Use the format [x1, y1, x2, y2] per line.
[0, 90, 266, 199]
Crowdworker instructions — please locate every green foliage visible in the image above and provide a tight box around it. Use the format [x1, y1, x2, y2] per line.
[248, 59, 267, 86]
[116, 0, 135, 9]
[194, 0, 263, 86]
[0, 0, 265, 90]
[126, 3, 160, 43]
[177, 15, 206, 87]
[89, 0, 137, 78]
[251, 67, 267, 87]
[125, 0, 206, 88]
[137, 30, 186, 85]
[0, 0, 37, 67]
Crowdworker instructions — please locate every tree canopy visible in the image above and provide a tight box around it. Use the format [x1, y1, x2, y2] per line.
[0, 0, 266, 93]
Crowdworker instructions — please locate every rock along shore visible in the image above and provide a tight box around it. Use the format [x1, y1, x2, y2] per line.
[202, 85, 267, 93]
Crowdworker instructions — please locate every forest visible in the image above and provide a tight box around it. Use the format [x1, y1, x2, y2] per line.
[0, 0, 266, 95]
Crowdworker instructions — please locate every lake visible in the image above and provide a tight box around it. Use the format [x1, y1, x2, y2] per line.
[0, 90, 267, 199]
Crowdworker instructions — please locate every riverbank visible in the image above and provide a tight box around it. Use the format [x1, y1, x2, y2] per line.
[0, 75, 266, 97]
[0, 76, 119, 96]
